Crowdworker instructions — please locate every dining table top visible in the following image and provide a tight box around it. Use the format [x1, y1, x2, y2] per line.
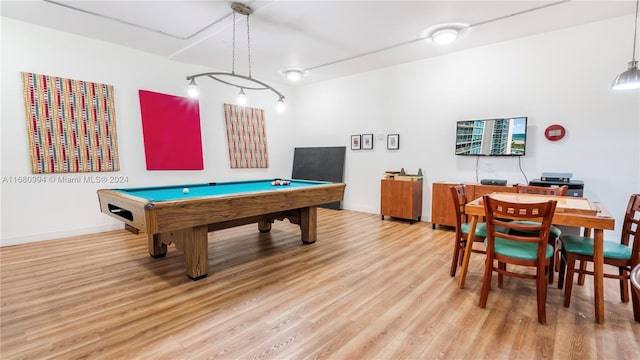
[465, 192, 615, 230]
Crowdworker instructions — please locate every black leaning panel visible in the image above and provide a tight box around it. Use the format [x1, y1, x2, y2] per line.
[292, 146, 346, 209]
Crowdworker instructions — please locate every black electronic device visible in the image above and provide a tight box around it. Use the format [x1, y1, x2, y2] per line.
[529, 179, 584, 197]
[455, 117, 527, 156]
[480, 179, 508, 186]
[539, 172, 573, 183]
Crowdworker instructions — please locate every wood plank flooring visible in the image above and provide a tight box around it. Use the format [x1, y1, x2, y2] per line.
[1, 209, 638, 359]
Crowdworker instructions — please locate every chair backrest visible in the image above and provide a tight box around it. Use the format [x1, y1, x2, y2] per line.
[621, 194, 640, 266]
[483, 195, 557, 260]
[449, 185, 468, 228]
[516, 184, 568, 196]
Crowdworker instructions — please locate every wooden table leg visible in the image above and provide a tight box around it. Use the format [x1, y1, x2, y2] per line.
[183, 225, 209, 281]
[155, 226, 209, 280]
[300, 206, 317, 244]
[148, 233, 167, 258]
[458, 215, 478, 289]
[258, 221, 272, 233]
[593, 228, 604, 324]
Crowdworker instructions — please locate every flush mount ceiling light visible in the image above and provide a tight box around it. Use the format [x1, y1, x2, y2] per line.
[612, 0, 640, 90]
[186, 2, 286, 111]
[281, 69, 308, 82]
[421, 23, 469, 45]
[431, 28, 459, 45]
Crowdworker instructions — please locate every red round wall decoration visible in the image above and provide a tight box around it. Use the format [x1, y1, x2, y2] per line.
[544, 124, 566, 141]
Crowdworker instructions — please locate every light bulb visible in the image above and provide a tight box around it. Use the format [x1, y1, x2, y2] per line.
[187, 78, 199, 98]
[276, 98, 286, 112]
[237, 88, 247, 105]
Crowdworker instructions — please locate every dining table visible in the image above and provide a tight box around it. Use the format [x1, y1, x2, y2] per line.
[456, 192, 629, 324]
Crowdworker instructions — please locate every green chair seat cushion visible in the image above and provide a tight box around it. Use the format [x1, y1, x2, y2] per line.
[485, 237, 554, 260]
[559, 235, 631, 260]
[461, 223, 509, 237]
[512, 220, 562, 238]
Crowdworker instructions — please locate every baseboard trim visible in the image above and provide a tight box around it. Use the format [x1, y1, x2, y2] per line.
[1, 224, 124, 247]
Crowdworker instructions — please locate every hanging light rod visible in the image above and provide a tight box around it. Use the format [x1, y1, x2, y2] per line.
[186, 2, 285, 111]
[186, 72, 285, 97]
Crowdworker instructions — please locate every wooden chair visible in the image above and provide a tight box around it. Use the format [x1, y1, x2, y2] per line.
[632, 263, 640, 322]
[449, 185, 504, 277]
[513, 184, 568, 284]
[515, 184, 568, 196]
[479, 195, 557, 325]
[557, 194, 640, 321]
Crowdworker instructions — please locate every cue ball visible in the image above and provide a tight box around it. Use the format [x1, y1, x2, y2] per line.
[183, 188, 189, 194]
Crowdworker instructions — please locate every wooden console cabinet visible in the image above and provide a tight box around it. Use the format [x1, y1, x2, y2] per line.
[381, 179, 423, 223]
[431, 182, 517, 228]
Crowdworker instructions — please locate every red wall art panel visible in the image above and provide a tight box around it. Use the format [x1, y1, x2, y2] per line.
[138, 90, 203, 170]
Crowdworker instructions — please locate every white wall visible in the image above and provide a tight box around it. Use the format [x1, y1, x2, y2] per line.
[1, 18, 296, 245]
[293, 15, 640, 239]
[1, 15, 639, 246]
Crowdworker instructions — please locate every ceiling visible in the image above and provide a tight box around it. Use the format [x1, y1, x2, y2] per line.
[1, 0, 635, 85]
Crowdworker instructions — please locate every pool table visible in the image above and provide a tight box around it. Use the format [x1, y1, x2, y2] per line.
[97, 179, 346, 280]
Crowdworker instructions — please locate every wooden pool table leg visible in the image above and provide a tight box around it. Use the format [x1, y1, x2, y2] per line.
[150, 226, 209, 280]
[148, 233, 167, 258]
[182, 225, 209, 280]
[300, 206, 317, 244]
[258, 221, 272, 233]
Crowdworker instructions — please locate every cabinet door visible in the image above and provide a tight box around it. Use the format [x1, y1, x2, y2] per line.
[409, 181, 423, 220]
[381, 180, 422, 220]
[380, 179, 396, 216]
[381, 180, 408, 218]
[431, 182, 460, 227]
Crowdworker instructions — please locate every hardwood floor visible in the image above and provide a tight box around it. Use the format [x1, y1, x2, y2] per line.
[1, 209, 638, 359]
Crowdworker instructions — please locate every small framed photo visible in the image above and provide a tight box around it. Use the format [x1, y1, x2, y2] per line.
[351, 135, 361, 150]
[362, 134, 374, 150]
[387, 134, 400, 150]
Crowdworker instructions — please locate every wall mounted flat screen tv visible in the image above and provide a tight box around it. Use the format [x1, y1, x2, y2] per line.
[455, 117, 527, 156]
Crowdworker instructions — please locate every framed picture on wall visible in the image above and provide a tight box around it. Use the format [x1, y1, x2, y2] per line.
[387, 134, 399, 150]
[351, 135, 361, 150]
[362, 134, 374, 150]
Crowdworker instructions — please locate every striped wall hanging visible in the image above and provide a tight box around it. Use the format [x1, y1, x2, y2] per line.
[21, 72, 119, 173]
[223, 104, 269, 168]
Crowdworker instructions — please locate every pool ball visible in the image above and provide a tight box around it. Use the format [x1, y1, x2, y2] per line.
[183, 188, 189, 194]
